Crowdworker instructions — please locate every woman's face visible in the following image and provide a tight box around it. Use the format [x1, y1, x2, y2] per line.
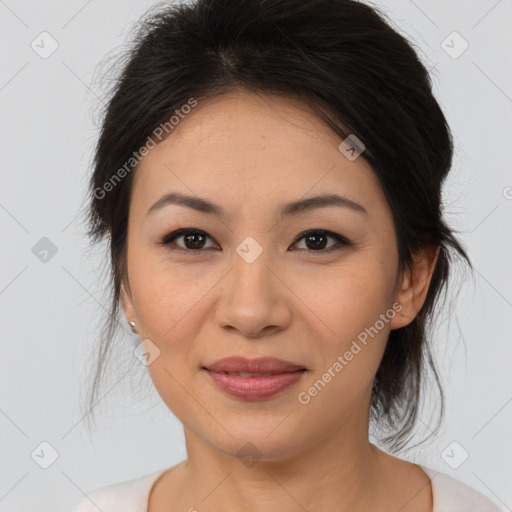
[121, 89, 434, 461]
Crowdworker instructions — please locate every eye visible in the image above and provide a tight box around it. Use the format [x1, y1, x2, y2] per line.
[160, 229, 218, 252]
[159, 228, 350, 254]
[291, 229, 350, 253]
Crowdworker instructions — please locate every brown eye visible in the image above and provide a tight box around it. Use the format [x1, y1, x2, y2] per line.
[161, 229, 217, 251]
[160, 228, 350, 254]
[291, 230, 350, 252]
[182, 232, 207, 249]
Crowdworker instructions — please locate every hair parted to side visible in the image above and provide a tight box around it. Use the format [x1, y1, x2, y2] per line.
[80, 0, 472, 453]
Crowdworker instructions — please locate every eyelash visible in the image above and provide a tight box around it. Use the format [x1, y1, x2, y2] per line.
[159, 228, 351, 254]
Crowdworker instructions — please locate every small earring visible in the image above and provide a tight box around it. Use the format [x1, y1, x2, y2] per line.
[129, 320, 137, 333]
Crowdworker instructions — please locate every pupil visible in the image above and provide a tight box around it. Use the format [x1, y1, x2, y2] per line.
[306, 233, 327, 250]
[185, 233, 205, 249]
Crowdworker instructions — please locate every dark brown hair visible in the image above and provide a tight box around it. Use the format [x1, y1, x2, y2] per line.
[81, 0, 472, 453]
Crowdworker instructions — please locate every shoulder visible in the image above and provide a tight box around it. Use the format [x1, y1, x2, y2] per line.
[420, 465, 505, 512]
[69, 470, 166, 512]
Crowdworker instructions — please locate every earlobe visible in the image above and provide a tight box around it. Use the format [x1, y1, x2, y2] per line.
[389, 245, 440, 330]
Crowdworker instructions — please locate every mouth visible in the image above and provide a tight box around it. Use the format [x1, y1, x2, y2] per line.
[201, 356, 308, 400]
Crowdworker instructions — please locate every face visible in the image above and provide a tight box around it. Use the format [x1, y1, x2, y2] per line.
[121, 89, 437, 461]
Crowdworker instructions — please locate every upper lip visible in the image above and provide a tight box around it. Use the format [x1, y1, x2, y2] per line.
[203, 356, 306, 374]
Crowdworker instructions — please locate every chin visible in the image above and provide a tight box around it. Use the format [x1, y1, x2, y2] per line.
[198, 421, 309, 463]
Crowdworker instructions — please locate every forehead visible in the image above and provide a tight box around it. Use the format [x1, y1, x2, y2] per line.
[132, 90, 385, 219]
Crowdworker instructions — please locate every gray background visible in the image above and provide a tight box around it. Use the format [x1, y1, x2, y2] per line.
[0, 0, 511, 510]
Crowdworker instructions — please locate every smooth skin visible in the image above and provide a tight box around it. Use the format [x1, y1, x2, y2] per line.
[121, 89, 439, 512]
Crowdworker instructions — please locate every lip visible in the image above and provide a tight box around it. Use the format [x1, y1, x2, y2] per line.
[202, 356, 308, 400]
[203, 356, 306, 374]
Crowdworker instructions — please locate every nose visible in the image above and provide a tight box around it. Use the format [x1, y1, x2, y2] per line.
[214, 248, 292, 339]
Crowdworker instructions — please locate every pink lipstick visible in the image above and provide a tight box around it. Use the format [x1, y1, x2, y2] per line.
[202, 356, 308, 400]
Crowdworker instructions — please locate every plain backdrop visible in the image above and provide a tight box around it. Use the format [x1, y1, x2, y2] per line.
[0, 0, 511, 511]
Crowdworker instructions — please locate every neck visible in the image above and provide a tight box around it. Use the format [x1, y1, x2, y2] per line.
[176, 420, 389, 511]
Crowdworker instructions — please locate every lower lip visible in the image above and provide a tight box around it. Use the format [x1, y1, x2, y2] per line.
[203, 369, 307, 400]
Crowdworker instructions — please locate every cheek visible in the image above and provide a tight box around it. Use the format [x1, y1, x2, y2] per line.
[130, 254, 217, 343]
[299, 261, 394, 341]
[292, 274, 393, 424]
[294, 260, 395, 399]
[130, 264, 207, 416]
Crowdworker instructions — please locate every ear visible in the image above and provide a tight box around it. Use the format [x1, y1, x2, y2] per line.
[389, 245, 440, 330]
[120, 278, 137, 325]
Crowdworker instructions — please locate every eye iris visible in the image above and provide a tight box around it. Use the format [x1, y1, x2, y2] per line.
[184, 232, 206, 249]
[305, 232, 327, 250]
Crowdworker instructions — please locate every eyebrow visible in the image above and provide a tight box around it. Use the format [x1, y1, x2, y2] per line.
[146, 192, 368, 218]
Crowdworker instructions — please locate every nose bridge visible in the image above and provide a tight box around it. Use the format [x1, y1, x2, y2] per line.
[214, 235, 290, 337]
[230, 235, 275, 303]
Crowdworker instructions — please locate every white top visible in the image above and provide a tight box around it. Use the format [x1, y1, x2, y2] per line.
[70, 465, 505, 512]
